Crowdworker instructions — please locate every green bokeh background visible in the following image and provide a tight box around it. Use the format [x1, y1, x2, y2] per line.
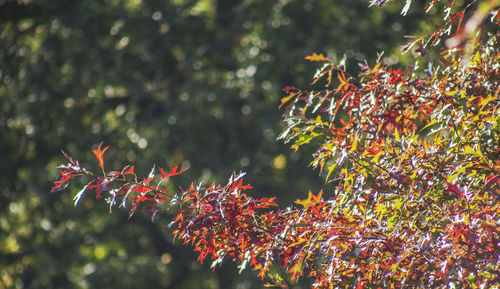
[0, 0, 430, 288]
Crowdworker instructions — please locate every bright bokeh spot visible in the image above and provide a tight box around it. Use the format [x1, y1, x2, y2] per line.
[272, 154, 286, 169]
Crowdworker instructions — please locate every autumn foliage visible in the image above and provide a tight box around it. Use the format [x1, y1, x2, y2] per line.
[52, 0, 499, 288]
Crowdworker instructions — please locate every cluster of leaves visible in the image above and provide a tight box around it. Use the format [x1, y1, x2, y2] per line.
[278, 41, 499, 288]
[274, 3, 499, 287]
[52, 143, 186, 221]
[52, 0, 499, 288]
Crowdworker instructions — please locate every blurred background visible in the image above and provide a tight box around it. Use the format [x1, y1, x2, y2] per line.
[1, 0, 429, 288]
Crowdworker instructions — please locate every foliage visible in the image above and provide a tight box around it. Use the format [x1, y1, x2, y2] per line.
[50, 0, 499, 288]
[278, 19, 499, 289]
[4, 0, 419, 287]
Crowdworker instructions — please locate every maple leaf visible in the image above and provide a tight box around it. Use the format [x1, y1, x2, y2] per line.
[304, 52, 328, 62]
[92, 142, 109, 169]
[294, 190, 323, 209]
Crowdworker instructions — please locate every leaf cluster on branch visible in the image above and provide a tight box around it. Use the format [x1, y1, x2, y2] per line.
[52, 0, 499, 288]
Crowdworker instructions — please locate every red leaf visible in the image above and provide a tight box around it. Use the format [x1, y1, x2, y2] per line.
[122, 165, 135, 175]
[51, 179, 69, 192]
[160, 165, 187, 179]
[283, 86, 297, 92]
[51, 171, 75, 192]
[160, 168, 167, 179]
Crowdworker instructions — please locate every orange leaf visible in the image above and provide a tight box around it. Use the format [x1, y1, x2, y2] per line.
[336, 70, 348, 92]
[304, 52, 328, 62]
[92, 142, 109, 169]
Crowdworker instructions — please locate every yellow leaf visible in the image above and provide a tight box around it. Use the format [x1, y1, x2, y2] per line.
[314, 115, 327, 126]
[410, 168, 418, 180]
[280, 92, 297, 107]
[394, 128, 401, 142]
[371, 150, 383, 163]
[447, 172, 460, 183]
[326, 163, 337, 181]
[423, 138, 429, 152]
[420, 119, 437, 131]
[304, 52, 328, 62]
[377, 122, 383, 134]
[475, 145, 483, 158]
[369, 62, 381, 74]
[350, 135, 358, 152]
[359, 204, 366, 215]
[463, 145, 475, 155]
[294, 191, 323, 208]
